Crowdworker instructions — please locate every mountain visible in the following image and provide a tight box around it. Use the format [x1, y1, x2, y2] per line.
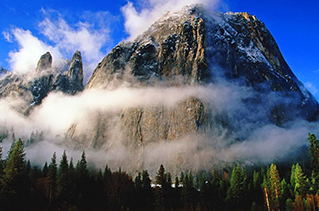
[0, 67, 8, 77]
[0, 51, 84, 113]
[66, 5, 319, 149]
[0, 5, 317, 168]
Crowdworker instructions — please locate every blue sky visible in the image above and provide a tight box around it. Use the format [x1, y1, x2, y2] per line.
[0, 0, 318, 98]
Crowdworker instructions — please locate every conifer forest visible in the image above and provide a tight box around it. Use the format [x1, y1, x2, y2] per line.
[1, 133, 319, 211]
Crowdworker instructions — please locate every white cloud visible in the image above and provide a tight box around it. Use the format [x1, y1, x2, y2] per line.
[2, 31, 12, 43]
[6, 28, 63, 74]
[305, 82, 318, 94]
[38, 10, 113, 82]
[121, 0, 220, 40]
[3, 9, 113, 82]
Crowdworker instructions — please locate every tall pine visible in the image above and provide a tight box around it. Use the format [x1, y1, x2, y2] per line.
[263, 164, 282, 211]
[56, 150, 69, 204]
[1, 139, 28, 209]
[291, 163, 307, 197]
[47, 152, 57, 207]
[76, 151, 90, 209]
[308, 133, 319, 192]
[225, 164, 248, 210]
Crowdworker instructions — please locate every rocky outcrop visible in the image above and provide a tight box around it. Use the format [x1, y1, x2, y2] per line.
[36, 52, 52, 72]
[30, 51, 84, 105]
[0, 51, 84, 109]
[52, 51, 84, 94]
[67, 51, 84, 88]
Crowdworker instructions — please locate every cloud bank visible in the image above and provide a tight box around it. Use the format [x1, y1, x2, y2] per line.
[0, 77, 316, 175]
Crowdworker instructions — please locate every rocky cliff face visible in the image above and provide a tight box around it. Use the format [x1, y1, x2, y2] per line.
[36, 52, 52, 72]
[0, 51, 84, 112]
[68, 6, 319, 148]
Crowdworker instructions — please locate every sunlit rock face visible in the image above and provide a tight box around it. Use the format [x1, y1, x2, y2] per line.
[67, 5, 319, 148]
[67, 50, 84, 90]
[52, 51, 84, 94]
[36, 52, 52, 72]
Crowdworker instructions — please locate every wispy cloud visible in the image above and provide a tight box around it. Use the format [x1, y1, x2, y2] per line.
[305, 82, 318, 95]
[2, 31, 13, 43]
[3, 8, 115, 82]
[121, 0, 220, 40]
[314, 69, 319, 74]
[5, 28, 63, 74]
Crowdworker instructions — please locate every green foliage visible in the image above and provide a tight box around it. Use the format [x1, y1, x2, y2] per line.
[155, 164, 166, 186]
[3, 133, 319, 210]
[2, 139, 26, 191]
[175, 175, 179, 188]
[263, 164, 282, 211]
[291, 163, 308, 197]
[6, 139, 16, 162]
[225, 164, 248, 210]
[1, 139, 28, 209]
[308, 133, 319, 192]
[57, 151, 69, 203]
[134, 170, 154, 210]
[47, 152, 57, 206]
[0, 145, 3, 177]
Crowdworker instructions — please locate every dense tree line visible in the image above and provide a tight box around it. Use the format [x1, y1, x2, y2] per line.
[0, 134, 319, 210]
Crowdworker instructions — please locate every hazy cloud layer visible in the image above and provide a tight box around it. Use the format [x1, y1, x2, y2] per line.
[0, 78, 317, 175]
[121, 0, 220, 40]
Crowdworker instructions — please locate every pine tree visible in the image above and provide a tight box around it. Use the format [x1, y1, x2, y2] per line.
[76, 151, 91, 210]
[175, 175, 180, 188]
[225, 164, 248, 210]
[264, 164, 282, 211]
[25, 159, 31, 178]
[280, 179, 291, 211]
[6, 139, 16, 162]
[155, 164, 166, 187]
[77, 151, 88, 178]
[68, 158, 76, 205]
[292, 163, 307, 197]
[142, 170, 152, 189]
[42, 162, 48, 177]
[56, 151, 69, 204]
[200, 172, 210, 210]
[252, 170, 264, 207]
[166, 172, 172, 187]
[308, 133, 319, 192]
[1, 139, 28, 209]
[181, 172, 197, 210]
[134, 170, 154, 210]
[0, 144, 3, 178]
[47, 152, 57, 206]
[155, 164, 166, 210]
[180, 171, 184, 185]
[134, 172, 142, 189]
